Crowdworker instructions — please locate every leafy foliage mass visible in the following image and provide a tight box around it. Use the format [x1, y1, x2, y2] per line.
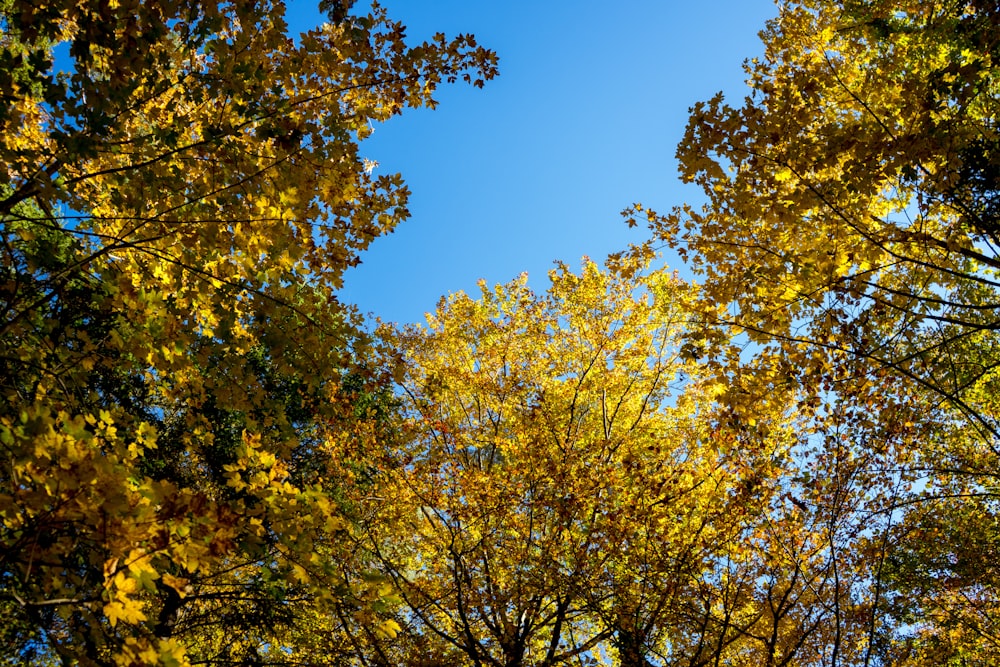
[2, 0, 999, 666]
[628, 0, 1000, 663]
[0, 0, 495, 663]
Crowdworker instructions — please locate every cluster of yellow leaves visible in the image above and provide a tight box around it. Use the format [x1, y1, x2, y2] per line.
[621, 0, 1000, 663]
[648, 0, 1000, 431]
[0, 0, 496, 664]
[333, 256, 879, 666]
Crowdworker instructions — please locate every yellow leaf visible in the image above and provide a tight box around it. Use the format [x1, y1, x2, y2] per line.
[162, 573, 190, 598]
[104, 599, 147, 627]
[375, 619, 401, 640]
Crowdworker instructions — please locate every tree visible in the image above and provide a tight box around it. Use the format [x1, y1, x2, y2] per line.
[630, 0, 1000, 661]
[0, 0, 497, 664]
[358, 258, 729, 665]
[344, 257, 880, 667]
[639, 0, 1000, 437]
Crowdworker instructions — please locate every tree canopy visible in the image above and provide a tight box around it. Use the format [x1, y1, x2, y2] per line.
[643, 0, 1000, 438]
[363, 259, 741, 666]
[629, 0, 1000, 663]
[4, 0, 1000, 665]
[0, 0, 495, 664]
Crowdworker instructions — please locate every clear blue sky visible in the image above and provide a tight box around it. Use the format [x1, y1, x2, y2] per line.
[286, 1, 778, 325]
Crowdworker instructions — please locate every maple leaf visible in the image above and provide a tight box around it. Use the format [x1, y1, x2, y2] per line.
[104, 600, 148, 628]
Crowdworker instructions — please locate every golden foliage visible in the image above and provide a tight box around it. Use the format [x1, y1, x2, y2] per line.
[0, 0, 495, 663]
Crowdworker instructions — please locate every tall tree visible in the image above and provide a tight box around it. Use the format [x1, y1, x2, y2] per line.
[347, 257, 866, 667]
[631, 0, 1000, 662]
[0, 0, 496, 664]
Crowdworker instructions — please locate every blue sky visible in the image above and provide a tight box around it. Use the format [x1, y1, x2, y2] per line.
[286, 1, 778, 325]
